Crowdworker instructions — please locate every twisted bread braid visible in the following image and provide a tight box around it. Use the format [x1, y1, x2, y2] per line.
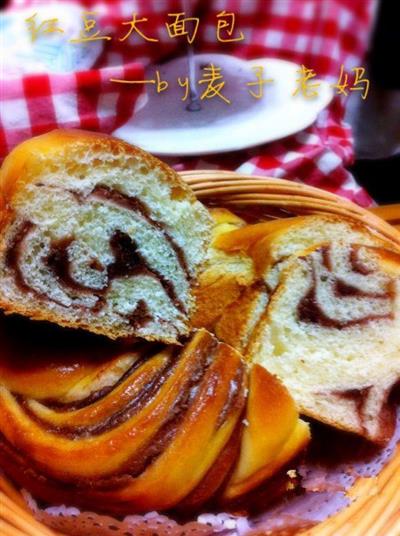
[0, 322, 309, 514]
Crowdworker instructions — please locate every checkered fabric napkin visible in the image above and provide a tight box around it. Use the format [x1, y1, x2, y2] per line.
[1, 0, 375, 207]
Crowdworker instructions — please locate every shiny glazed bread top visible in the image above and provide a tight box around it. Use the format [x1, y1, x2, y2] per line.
[0, 325, 309, 514]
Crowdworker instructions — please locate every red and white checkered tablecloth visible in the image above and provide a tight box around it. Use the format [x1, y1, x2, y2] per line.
[1, 0, 376, 207]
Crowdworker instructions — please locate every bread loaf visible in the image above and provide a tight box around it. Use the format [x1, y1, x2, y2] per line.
[215, 215, 400, 443]
[0, 130, 212, 343]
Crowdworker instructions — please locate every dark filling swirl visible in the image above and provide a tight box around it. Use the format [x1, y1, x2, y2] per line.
[297, 245, 395, 329]
[5, 185, 192, 324]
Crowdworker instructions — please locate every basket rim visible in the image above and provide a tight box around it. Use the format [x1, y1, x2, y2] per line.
[179, 170, 400, 249]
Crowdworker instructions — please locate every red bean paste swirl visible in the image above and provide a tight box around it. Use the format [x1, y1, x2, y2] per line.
[297, 245, 395, 329]
[5, 185, 191, 323]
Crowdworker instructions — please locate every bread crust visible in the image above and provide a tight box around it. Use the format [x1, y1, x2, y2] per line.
[192, 207, 255, 330]
[0, 129, 197, 219]
[215, 214, 394, 274]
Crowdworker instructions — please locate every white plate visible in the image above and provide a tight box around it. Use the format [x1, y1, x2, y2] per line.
[113, 54, 333, 156]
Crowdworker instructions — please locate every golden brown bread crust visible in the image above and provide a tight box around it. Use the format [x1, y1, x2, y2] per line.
[192, 207, 255, 330]
[222, 364, 310, 501]
[214, 281, 268, 354]
[215, 214, 394, 271]
[0, 323, 310, 514]
[0, 129, 196, 218]
[0, 311, 140, 401]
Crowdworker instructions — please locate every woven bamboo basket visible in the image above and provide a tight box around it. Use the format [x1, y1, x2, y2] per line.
[0, 171, 399, 536]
